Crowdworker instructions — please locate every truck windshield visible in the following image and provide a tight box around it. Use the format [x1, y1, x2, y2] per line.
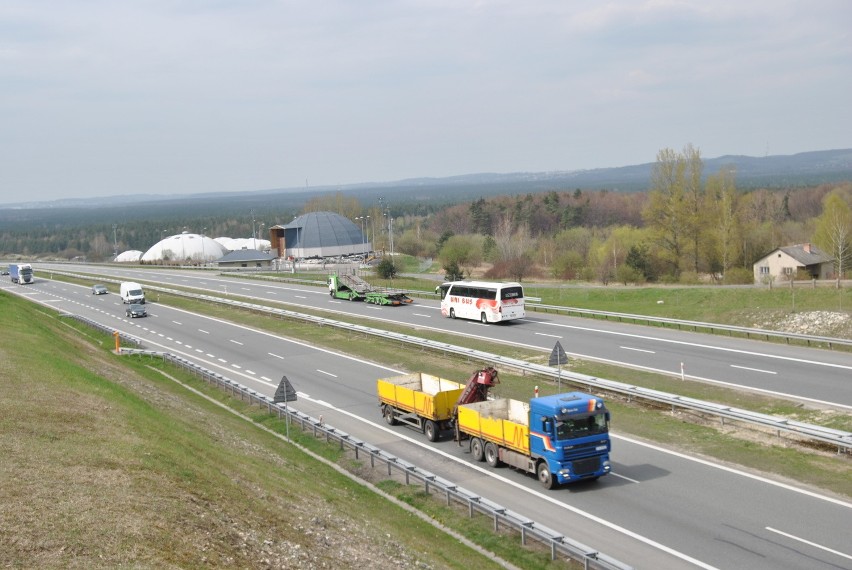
[555, 413, 608, 439]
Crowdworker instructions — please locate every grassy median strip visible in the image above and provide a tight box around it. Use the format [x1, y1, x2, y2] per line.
[0, 292, 533, 569]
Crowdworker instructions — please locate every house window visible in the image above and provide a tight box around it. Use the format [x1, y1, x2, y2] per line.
[759, 266, 769, 275]
[783, 267, 793, 275]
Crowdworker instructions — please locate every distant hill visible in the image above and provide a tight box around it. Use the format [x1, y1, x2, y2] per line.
[2, 149, 851, 215]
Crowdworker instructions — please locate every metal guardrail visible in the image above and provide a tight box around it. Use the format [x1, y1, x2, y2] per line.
[51, 270, 852, 453]
[115, 347, 632, 570]
[59, 313, 142, 347]
[527, 304, 852, 349]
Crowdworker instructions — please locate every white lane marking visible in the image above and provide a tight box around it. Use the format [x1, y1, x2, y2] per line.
[316, 369, 338, 378]
[413, 313, 431, 318]
[230, 339, 244, 346]
[621, 346, 655, 354]
[195, 349, 204, 353]
[218, 358, 227, 363]
[610, 472, 640, 484]
[614, 434, 852, 509]
[246, 370, 256, 375]
[765, 527, 852, 561]
[535, 332, 563, 339]
[232, 364, 242, 370]
[543, 321, 852, 372]
[549, 351, 852, 411]
[295, 295, 307, 299]
[206, 353, 215, 358]
[185, 345, 192, 349]
[198, 329, 210, 334]
[261, 376, 272, 382]
[268, 353, 285, 360]
[172, 321, 182, 325]
[730, 364, 776, 375]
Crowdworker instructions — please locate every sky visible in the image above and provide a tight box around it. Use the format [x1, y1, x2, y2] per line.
[1, 1, 851, 205]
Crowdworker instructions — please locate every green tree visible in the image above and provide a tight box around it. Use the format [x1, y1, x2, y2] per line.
[643, 146, 699, 277]
[376, 258, 398, 279]
[443, 260, 464, 281]
[438, 234, 483, 276]
[705, 167, 741, 277]
[814, 191, 852, 287]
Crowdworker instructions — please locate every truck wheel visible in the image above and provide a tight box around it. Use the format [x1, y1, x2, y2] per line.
[424, 420, 438, 442]
[449, 308, 456, 319]
[537, 462, 554, 490]
[470, 438, 485, 462]
[480, 312, 488, 324]
[484, 442, 500, 467]
[383, 405, 398, 426]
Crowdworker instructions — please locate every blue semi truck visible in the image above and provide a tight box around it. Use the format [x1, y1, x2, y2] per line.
[456, 391, 611, 489]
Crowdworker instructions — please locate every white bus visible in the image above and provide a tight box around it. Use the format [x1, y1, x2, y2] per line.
[436, 280, 525, 324]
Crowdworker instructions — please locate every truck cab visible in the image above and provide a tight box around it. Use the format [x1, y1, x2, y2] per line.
[529, 393, 611, 486]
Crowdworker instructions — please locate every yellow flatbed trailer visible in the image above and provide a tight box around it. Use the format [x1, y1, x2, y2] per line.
[377, 373, 465, 441]
[456, 398, 531, 456]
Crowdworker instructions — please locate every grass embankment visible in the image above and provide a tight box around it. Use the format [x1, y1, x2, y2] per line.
[0, 293, 531, 569]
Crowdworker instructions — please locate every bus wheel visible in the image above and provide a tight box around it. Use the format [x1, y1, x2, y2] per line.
[383, 405, 398, 426]
[484, 442, 500, 467]
[480, 312, 488, 324]
[424, 420, 438, 442]
[537, 462, 554, 489]
[470, 438, 485, 462]
[449, 308, 456, 319]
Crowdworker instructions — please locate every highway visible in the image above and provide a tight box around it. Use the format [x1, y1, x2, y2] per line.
[4, 269, 851, 569]
[38, 263, 852, 409]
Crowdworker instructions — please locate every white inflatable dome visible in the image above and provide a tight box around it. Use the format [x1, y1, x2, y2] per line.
[141, 232, 227, 262]
[114, 250, 143, 263]
[214, 237, 271, 251]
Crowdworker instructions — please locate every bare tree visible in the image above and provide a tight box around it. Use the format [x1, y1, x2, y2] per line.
[814, 192, 852, 288]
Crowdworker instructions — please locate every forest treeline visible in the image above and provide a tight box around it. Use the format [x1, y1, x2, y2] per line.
[3, 145, 852, 285]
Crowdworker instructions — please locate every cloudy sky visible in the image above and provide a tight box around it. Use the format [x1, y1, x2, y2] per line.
[2, 1, 850, 204]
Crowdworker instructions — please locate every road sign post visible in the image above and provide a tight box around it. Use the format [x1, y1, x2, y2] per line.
[548, 341, 569, 392]
[274, 375, 298, 440]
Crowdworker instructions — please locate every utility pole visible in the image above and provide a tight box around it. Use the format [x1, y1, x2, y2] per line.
[112, 224, 118, 259]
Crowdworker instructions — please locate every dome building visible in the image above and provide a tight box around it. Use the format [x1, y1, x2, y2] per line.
[270, 211, 369, 259]
[114, 250, 143, 263]
[141, 232, 228, 263]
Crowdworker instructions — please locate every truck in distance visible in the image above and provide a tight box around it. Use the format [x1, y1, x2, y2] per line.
[456, 392, 611, 489]
[9, 263, 34, 284]
[328, 273, 413, 305]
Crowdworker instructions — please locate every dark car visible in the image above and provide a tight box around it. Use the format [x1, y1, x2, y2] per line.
[125, 303, 147, 318]
[92, 284, 108, 295]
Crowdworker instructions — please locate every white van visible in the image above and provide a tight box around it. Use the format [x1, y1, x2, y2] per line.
[120, 281, 145, 304]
